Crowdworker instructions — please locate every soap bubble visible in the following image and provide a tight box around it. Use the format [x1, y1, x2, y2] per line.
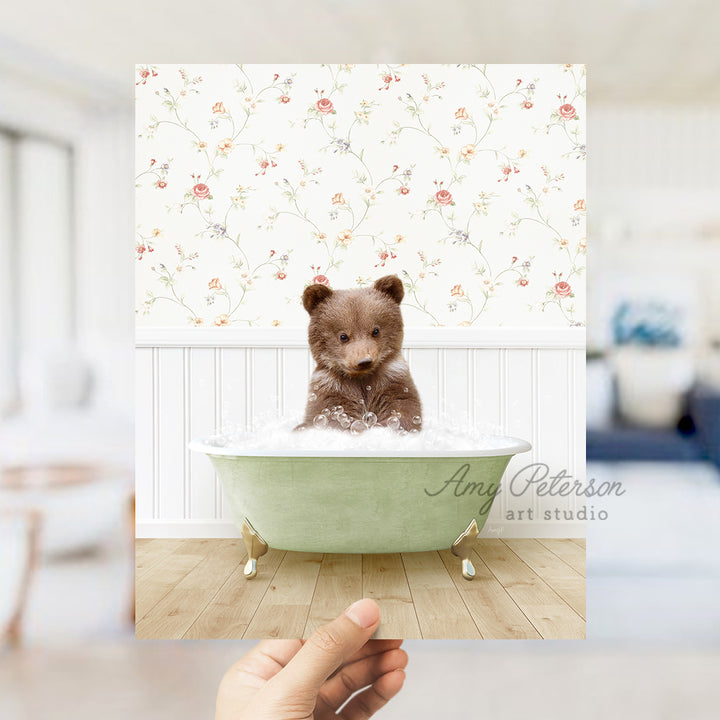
[390, 409, 402, 418]
[313, 414, 328, 429]
[330, 405, 343, 420]
[412, 415, 422, 425]
[404, 387, 409, 393]
[366, 385, 372, 391]
[200, 414, 510, 456]
[362, 411, 378, 428]
[200, 416, 519, 453]
[308, 392, 317, 401]
[338, 413, 351, 429]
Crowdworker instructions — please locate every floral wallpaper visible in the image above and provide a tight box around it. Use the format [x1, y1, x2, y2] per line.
[136, 64, 586, 328]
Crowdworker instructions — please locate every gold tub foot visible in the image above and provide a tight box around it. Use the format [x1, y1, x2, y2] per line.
[241, 518, 268, 579]
[451, 519, 480, 581]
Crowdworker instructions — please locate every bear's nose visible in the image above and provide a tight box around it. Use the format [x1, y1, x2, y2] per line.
[356, 357, 373, 370]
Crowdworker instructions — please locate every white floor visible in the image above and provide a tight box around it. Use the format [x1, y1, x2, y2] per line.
[2, 640, 720, 719]
[3, 460, 720, 718]
[587, 460, 720, 642]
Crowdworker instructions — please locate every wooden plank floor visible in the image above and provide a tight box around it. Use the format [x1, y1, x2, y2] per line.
[135, 538, 585, 640]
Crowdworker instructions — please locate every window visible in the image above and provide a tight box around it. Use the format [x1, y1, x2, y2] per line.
[0, 128, 74, 416]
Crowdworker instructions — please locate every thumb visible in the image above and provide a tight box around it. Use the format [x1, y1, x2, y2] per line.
[270, 599, 380, 698]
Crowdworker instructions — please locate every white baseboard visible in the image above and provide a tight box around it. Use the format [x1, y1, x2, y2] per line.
[482, 520, 586, 539]
[135, 519, 586, 540]
[136, 520, 242, 539]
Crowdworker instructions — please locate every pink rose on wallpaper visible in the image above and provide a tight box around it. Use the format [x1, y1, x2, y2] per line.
[208, 278, 222, 291]
[212, 102, 226, 114]
[559, 103, 576, 120]
[523, 100, 533, 109]
[156, 180, 167, 189]
[316, 97, 334, 114]
[312, 275, 330, 286]
[214, 314, 230, 326]
[455, 107, 468, 120]
[331, 193, 345, 205]
[574, 199, 586, 212]
[554, 281, 572, 297]
[276, 271, 287, 280]
[280, 95, 291, 103]
[136, 66, 157, 85]
[192, 183, 210, 199]
[518, 278, 529, 287]
[435, 189, 453, 206]
[450, 284, 464, 297]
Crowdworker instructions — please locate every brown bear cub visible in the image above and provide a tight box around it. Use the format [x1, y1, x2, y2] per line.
[297, 275, 422, 432]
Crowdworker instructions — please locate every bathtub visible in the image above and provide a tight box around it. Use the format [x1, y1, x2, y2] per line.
[189, 436, 531, 580]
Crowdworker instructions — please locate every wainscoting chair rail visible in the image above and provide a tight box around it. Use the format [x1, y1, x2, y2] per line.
[136, 326, 586, 349]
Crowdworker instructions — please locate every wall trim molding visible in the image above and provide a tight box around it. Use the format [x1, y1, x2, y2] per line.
[136, 326, 585, 349]
[135, 519, 585, 540]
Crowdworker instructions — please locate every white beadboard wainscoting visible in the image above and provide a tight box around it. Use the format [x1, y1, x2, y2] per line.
[136, 327, 586, 539]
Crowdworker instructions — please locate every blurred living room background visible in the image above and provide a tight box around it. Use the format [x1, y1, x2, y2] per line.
[1, 1, 720, 718]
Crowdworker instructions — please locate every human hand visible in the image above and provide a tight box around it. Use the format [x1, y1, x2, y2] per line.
[215, 598, 407, 719]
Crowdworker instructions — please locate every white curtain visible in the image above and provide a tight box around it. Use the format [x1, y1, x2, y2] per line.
[0, 133, 16, 415]
[0, 131, 73, 416]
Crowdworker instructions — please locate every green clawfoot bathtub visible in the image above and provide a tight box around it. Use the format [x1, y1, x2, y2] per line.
[189, 437, 531, 581]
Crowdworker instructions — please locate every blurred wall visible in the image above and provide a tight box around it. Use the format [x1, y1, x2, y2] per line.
[588, 105, 720, 358]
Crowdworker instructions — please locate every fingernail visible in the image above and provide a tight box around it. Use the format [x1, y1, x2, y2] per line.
[344, 598, 379, 628]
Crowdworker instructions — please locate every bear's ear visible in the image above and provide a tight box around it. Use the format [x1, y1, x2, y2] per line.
[302, 284, 333, 314]
[374, 275, 404, 304]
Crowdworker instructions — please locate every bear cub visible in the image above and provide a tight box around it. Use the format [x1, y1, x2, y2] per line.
[297, 274, 422, 432]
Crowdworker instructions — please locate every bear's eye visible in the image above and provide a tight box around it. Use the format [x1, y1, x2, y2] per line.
[339, 333, 349, 343]
[372, 327, 380, 337]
